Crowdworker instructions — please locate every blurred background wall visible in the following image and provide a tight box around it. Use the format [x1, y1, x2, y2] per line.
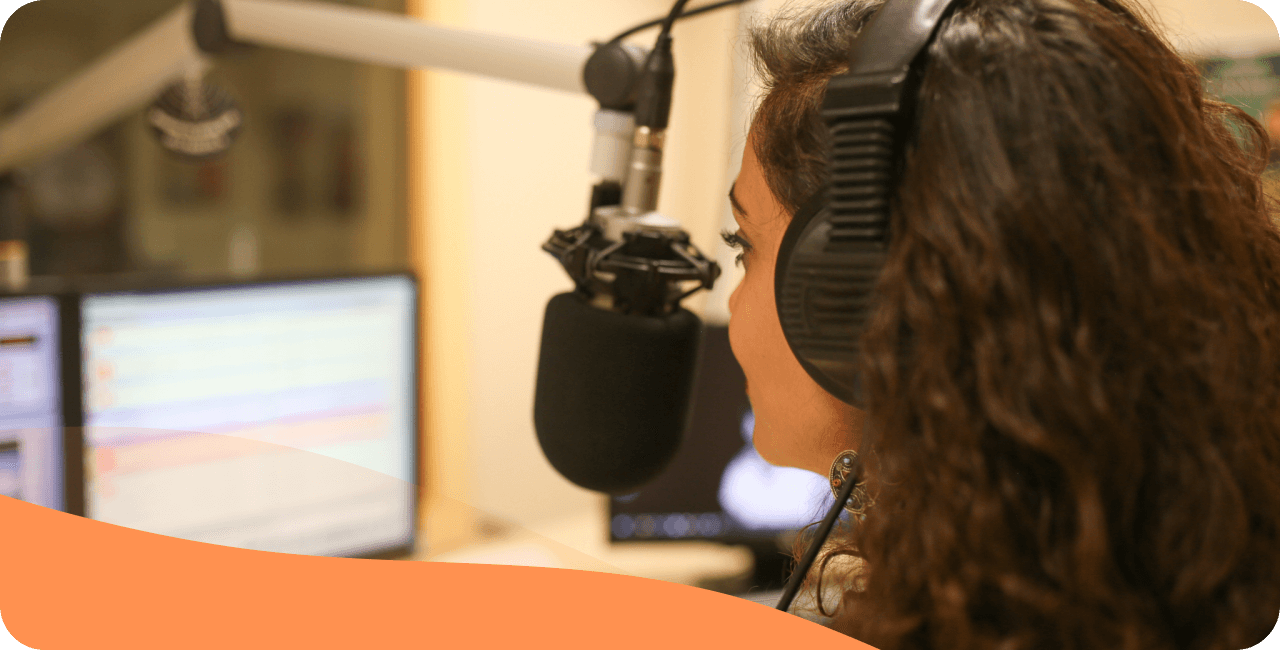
[0, 0, 408, 279]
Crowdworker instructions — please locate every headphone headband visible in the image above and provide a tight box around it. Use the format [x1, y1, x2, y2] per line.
[847, 0, 961, 74]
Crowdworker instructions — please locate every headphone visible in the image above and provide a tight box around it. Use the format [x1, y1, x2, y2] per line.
[774, 0, 961, 408]
[772, 0, 966, 612]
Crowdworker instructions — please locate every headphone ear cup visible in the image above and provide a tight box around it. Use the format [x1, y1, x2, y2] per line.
[775, 191, 873, 408]
[769, 0, 957, 412]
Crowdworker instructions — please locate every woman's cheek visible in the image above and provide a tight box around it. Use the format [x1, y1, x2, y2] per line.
[727, 318, 745, 373]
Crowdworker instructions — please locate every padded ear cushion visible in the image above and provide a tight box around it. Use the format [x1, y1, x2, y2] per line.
[774, 190, 873, 408]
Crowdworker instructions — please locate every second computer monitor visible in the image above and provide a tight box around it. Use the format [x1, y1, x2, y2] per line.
[80, 274, 418, 558]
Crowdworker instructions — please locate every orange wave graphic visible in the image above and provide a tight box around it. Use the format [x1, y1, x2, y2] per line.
[0, 497, 869, 648]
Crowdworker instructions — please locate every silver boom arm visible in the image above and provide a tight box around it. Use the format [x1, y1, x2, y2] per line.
[0, 0, 593, 174]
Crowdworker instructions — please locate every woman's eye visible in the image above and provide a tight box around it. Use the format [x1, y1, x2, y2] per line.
[721, 229, 752, 268]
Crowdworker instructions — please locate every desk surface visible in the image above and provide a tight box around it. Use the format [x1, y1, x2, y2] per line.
[411, 505, 756, 587]
[407, 497, 854, 624]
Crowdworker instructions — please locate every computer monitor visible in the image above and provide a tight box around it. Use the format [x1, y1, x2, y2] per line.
[79, 274, 418, 558]
[0, 295, 64, 512]
[608, 324, 841, 589]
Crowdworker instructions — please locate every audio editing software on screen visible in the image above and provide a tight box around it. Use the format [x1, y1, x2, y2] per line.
[610, 325, 836, 543]
[80, 276, 416, 557]
[0, 296, 62, 511]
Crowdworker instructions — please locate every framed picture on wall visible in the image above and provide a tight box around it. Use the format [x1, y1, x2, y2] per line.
[272, 108, 364, 220]
[159, 154, 231, 208]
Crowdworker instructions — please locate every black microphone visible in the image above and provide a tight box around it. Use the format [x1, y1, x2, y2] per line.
[534, 292, 702, 494]
[536, 210, 718, 494]
[534, 0, 717, 494]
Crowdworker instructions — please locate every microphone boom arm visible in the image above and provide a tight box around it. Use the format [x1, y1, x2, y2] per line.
[0, 2, 210, 174]
[0, 0, 593, 174]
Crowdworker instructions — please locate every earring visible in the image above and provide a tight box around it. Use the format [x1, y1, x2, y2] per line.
[829, 450, 874, 517]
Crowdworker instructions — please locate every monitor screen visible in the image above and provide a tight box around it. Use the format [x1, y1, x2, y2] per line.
[609, 325, 838, 544]
[0, 296, 63, 511]
[80, 275, 417, 557]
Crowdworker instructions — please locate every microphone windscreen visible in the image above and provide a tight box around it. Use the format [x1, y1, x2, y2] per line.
[534, 292, 702, 494]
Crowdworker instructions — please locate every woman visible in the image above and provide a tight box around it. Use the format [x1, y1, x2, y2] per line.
[722, 0, 1280, 648]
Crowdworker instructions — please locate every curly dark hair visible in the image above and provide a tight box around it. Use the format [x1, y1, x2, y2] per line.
[749, 0, 1280, 648]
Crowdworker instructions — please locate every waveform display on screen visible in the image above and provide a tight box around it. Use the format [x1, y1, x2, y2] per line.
[0, 297, 62, 511]
[81, 276, 416, 557]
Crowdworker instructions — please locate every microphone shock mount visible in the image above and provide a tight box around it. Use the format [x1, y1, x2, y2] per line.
[543, 207, 719, 318]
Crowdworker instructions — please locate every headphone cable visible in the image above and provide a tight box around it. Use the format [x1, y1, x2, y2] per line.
[775, 461, 861, 613]
[608, 0, 749, 44]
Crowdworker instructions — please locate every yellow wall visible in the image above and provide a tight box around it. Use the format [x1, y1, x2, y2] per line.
[1146, 0, 1277, 55]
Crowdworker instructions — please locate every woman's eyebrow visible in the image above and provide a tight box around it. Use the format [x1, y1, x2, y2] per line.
[729, 182, 749, 218]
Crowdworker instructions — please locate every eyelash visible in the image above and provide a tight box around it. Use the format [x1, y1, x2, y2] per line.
[721, 229, 752, 268]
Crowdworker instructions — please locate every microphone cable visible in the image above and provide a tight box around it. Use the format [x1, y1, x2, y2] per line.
[608, 0, 750, 44]
[660, 0, 694, 36]
[775, 458, 862, 613]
